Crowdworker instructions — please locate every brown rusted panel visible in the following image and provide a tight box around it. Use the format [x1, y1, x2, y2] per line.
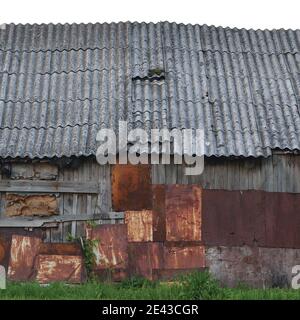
[127, 242, 163, 280]
[202, 189, 300, 248]
[163, 245, 205, 269]
[264, 192, 300, 248]
[165, 185, 201, 241]
[111, 164, 152, 211]
[152, 185, 166, 241]
[8, 234, 42, 281]
[87, 224, 128, 269]
[5, 194, 58, 217]
[0, 228, 44, 270]
[35, 254, 84, 284]
[38, 243, 82, 256]
[125, 210, 153, 242]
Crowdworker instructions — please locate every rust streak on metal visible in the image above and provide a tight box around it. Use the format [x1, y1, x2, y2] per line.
[125, 210, 153, 242]
[8, 234, 42, 281]
[35, 254, 84, 284]
[87, 224, 128, 269]
[165, 185, 201, 242]
[38, 243, 82, 256]
[111, 164, 152, 211]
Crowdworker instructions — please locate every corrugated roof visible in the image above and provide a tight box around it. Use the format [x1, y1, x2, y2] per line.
[1, 22, 300, 158]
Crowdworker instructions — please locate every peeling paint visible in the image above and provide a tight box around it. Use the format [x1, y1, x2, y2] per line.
[125, 210, 153, 242]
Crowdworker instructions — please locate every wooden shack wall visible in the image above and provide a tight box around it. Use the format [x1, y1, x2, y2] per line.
[1, 153, 300, 243]
[152, 154, 300, 193]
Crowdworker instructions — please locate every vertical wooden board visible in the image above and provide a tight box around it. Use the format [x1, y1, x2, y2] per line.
[125, 210, 153, 242]
[152, 185, 166, 241]
[165, 185, 201, 242]
[87, 224, 128, 269]
[8, 234, 42, 281]
[111, 164, 152, 211]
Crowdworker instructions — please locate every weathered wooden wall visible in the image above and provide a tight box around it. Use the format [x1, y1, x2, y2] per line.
[152, 153, 300, 193]
[1, 153, 300, 243]
[0, 158, 121, 243]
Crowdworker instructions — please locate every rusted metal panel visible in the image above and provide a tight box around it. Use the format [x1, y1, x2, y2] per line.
[127, 242, 163, 280]
[111, 164, 152, 211]
[202, 189, 300, 248]
[5, 194, 58, 217]
[35, 254, 84, 284]
[38, 243, 82, 256]
[125, 210, 153, 242]
[165, 185, 201, 242]
[8, 234, 42, 281]
[152, 185, 166, 241]
[264, 192, 300, 248]
[87, 224, 128, 269]
[163, 244, 205, 269]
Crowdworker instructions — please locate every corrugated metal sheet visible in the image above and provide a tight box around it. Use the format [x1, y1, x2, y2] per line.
[1, 22, 300, 157]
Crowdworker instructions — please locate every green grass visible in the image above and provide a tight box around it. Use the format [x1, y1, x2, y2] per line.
[0, 271, 299, 300]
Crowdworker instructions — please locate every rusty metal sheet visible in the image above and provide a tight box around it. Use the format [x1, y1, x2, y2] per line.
[202, 189, 300, 248]
[35, 254, 84, 284]
[87, 224, 128, 269]
[165, 185, 201, 242]
[163, 245, 205, 269]
[5, 194, 58, 217]
[125, 210, 153, 242]
[111, 164, 152, 211]
[127, 242, 163, 280]
[38, 243, 82, 256]
[152, 185, 166, 241]
[8, 234, 42, 281]
[264, 192, 300, 248]
[0, 228, 44, 270]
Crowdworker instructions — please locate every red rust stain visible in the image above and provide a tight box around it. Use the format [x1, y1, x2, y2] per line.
[0, 242, 5, 264]
[35, 254, 84, 284]
[8, 234, 42, 281]
[125, 210, 153, 242]
[111, 164, 152, 211]
[87, 224, 128, 269]
[165, 185, 201, 242]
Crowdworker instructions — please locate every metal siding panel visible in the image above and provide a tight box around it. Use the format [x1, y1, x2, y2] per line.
[111, 164, 152, 211]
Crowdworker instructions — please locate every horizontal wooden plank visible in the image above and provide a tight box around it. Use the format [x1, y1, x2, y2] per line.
[0, 180, 99, 194]
[0, 212, 125, 227]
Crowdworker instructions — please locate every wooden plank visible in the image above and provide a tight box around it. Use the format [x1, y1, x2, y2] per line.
[0, 180, 99, 194]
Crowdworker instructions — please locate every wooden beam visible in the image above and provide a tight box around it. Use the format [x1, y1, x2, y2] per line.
[0, 180, 99, 194]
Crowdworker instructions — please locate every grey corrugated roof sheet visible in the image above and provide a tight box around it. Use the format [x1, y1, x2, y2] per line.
[1, 22, 300, 158]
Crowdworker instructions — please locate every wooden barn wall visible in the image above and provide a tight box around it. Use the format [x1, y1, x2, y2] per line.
[152, 154, 300, 193]
[0, 158, 117, 243]
[1, 153, 300, 243]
